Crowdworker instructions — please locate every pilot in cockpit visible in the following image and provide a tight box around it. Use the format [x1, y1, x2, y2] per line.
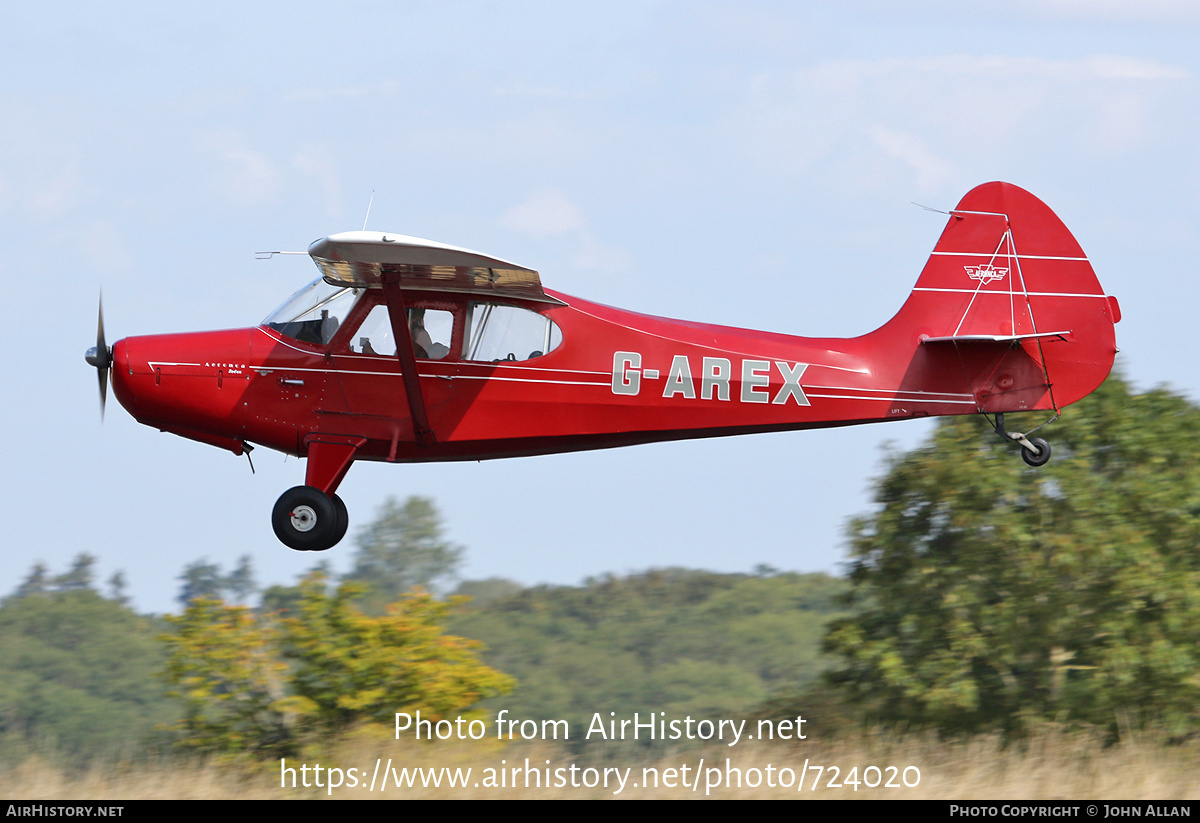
[408, 309, 450, 359]
[409, 309, 432, 358]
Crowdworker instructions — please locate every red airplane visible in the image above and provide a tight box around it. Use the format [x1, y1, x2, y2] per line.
[86, 182, 1119, 552]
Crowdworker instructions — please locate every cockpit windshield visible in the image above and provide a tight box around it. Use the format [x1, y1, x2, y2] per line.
[264, 277, 361, 345]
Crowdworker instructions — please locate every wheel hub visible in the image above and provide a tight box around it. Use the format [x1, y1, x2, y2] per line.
[289, 505, 318, 532]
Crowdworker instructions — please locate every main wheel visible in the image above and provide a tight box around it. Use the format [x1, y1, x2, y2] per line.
[1021, 437, 1052, 467]
[272, 486, 340, 551]
[331, 493, 350, 547]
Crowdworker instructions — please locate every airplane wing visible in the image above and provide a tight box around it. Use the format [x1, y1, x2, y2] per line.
[307, 231, 565, 306]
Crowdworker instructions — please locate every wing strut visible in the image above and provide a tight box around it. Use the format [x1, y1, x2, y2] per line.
[380, 273, 436, 446]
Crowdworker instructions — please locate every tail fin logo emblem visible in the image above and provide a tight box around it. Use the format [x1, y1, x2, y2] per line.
[964, 264, 1007, 284]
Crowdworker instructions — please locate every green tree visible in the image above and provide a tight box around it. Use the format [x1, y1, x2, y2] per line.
[107, 570, 129, 605]
[344, 496, 463, 608]
[13, 563, 50, 598]
[281, 575, 513, 735]
[260, 561, 333, 617]
[161, 598, 290, 758]
[14, 555, 103, 599]
[178, 555, 257, 607]
[178, 560, 226, 606]
[225, 555, 257, 604]
[453, 577, 523, 606]
[53, 554, 96, 591]
[161, 573, 512, 756]
[446, 569, 848, 743]
[0, 581, 175, 763]
[825, 374, 1200, 740]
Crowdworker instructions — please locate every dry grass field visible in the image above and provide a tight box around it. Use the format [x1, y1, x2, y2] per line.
[6, 730, 1199, 800]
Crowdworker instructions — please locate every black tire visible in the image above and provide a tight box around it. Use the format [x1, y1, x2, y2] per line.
[272, 486, 339, 551]
[331, 493, 350, 547]
[1021, 437, 1052, 467]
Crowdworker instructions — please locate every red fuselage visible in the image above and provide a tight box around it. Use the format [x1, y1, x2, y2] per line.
[109, 290, 920, 464]
[108, 283, 1109, 465]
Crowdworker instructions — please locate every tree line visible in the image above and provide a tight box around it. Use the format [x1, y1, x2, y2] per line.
[0, 552, 847, 762]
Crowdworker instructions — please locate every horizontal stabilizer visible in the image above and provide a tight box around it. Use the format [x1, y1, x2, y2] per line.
[921, 330, 1073, 345]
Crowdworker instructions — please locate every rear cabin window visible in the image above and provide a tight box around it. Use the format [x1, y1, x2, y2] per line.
[464, 303, 561, 362]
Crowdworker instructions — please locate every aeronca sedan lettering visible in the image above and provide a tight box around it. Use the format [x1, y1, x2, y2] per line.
[85, 182, 1121, 552]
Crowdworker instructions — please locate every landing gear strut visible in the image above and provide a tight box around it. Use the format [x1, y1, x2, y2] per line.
[993, 413, 1052, 467]
[272, 486, 350, 551]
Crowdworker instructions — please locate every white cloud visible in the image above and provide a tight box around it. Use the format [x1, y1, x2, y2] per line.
[293, 145, 342, 218]
[31, 167, 82, 218]
[801, 54, 1187, 85]
[491, 82, 610, 101]
[869, 127, 956, 192]
[500, 189, 586, 237]
[80, 219, 132, 274]
[1080, 55, 1189, 81]
[1017, 0, 1200, 24]
[199, 131, 280, 204]
[571, 233, 631, 274]
[283, 81, 398, 104]
[723, 52, 1188, 194]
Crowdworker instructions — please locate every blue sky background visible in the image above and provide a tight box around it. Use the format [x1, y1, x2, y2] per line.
[4, 1, 1197, 613]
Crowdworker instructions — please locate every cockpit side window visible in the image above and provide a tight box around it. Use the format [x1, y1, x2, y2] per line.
[408, 308, 453, 360]
[464, 303, 562, 362]
[348, 304, 396, 356]
[264, 277, 361, 346]
[343, 297, 459, 360]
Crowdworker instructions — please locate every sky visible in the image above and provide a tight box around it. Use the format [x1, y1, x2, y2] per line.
[3, 1, 1197, 614]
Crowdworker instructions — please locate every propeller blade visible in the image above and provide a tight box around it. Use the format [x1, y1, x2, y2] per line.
[98, 364, 108, 418]
[97, 295, 106, 361]
[85, 294, 112, 419]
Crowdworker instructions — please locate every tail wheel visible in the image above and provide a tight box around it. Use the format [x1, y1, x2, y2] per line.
[272, 486, 345, 552]
[994, 414, 1053, 468]
[1021, 437, 1052, 467]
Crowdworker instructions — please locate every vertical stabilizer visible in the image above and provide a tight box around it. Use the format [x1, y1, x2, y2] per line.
[879, 182, 1119, 413]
